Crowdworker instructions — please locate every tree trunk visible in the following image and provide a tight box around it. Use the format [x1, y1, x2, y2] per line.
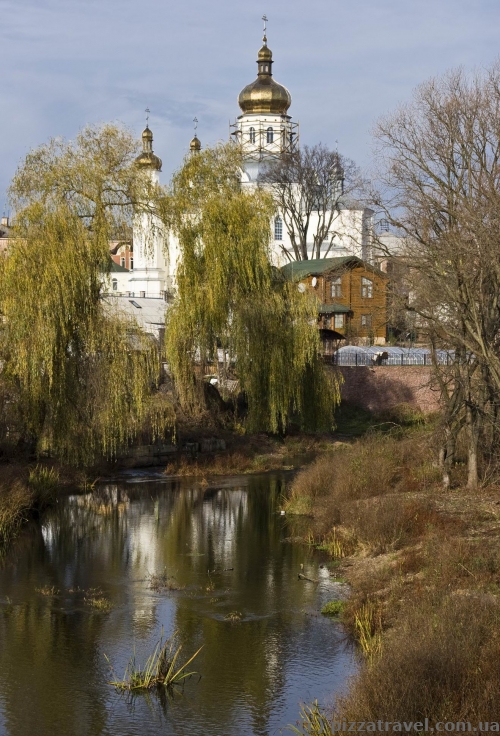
[466, 404, 479, 491]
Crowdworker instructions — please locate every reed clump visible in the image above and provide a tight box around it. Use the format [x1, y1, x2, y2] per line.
[320, 600, 343, 617]
[0, 464, 60, 550]
[148, 570, 183, 592]
[85, 592, 113, 612]
[289, 700, 335, 736]
[107, 631, 202, 692]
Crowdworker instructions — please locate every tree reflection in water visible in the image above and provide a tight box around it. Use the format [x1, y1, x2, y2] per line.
[0, 473, 354, 736]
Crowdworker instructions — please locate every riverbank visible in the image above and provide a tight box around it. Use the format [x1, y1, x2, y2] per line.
[285, 426, 500, 732]
[164, 432, 348, 476]
[0, 465, 52, 550]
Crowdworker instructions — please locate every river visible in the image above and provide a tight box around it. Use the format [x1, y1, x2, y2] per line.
[0, 471, 355, 736]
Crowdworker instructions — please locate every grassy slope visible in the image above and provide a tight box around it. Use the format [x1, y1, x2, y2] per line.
[286, 418, 500, 731]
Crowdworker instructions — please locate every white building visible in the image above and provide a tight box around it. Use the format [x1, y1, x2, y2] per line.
[113, 28, 382, 302]
[229, 31, 375, 266]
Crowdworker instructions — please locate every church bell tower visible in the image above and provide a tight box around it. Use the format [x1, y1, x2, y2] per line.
[230, 17, 299, 182]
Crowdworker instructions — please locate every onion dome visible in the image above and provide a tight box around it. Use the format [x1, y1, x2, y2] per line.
[135, 125, 162, 171]
[190, 134, 201, 152]
[238, 34, 291, 115]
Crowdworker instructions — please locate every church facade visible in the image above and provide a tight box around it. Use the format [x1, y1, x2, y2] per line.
[111, 28, 377, 301]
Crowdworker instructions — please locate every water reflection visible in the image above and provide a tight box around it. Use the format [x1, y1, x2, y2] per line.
[0, 473, 354, 736]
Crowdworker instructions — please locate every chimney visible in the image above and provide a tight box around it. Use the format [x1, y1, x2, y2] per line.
[1, 217, 8, 227]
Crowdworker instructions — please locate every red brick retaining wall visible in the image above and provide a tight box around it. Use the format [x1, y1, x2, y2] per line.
[336, 366, 441, 414]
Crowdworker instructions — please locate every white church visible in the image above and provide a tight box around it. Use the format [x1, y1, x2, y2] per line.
[106, 25, 381, 331]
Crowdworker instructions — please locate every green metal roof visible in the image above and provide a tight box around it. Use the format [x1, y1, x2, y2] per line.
[281, 256, 361, 281]
[109, 260, 129, 273]
[317, 302, 351, 314]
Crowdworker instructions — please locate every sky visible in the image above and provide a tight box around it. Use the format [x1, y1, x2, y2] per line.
[1, 0, 500, 213]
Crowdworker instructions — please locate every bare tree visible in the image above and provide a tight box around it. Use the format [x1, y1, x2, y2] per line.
[258, 143, 360, 261]
[372, 63, 500, 489]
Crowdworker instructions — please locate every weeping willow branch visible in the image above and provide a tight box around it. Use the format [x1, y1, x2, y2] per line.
[164, 143, 341, 433]
[1, 124, 175, 464]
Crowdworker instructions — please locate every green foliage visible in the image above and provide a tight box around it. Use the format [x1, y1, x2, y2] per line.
[164, 143, 340, 433]
[320, 600, 344, 616]
[1, 124, 173, 464]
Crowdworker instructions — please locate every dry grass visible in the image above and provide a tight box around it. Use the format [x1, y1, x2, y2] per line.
[148, 570, 183, 592]
[337, 595, 500, 723]
[287, 426, 500, 730]
[35, 585, 59, 596]
[285, 433, 437, 526]
[0, 464, 61, 551]
[164, 433, 343, 477]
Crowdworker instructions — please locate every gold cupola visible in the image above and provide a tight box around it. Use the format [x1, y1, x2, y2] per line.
[190, 134, 201, 152]
[135, 125, 162, 171]
[238, 33, 291, 115]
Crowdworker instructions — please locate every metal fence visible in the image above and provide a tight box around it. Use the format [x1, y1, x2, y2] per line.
[331, 348, 453, 367]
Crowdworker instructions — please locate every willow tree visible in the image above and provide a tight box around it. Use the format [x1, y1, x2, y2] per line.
[1, 124, 173, 464]
[164, 143, 340, 433]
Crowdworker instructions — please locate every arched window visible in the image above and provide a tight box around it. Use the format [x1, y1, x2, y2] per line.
[249, 127, 256, 144]
[266, 127, 274, 143]
[112, 278, 118, 292]
[274, 216, 283, 241]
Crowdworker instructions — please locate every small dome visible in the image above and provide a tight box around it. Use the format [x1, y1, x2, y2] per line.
[238, 36, 291, 115]
[190, 135, 201, 152]
[258, 37, 272, 61]
[135, 124, 162, 170]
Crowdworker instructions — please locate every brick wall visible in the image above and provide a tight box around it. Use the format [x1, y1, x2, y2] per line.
[336, 365, 441, 414]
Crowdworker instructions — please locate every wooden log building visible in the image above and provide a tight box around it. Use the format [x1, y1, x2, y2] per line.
[281, 256, 389, 350]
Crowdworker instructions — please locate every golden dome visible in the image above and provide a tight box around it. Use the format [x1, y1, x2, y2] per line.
[190, 134, 201, 152]
[257, 37, 272, 61]
[135, 125, 162, 170]
[238, 36, 291, 115]
[135, 151, 162, 170]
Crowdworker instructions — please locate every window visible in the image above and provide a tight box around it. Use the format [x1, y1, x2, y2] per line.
[334, 314, 344, 329]
[129, 300, 142, 309]
[249, 127, 256, 144]
[380, 219, 390, 232]
[331, 276, 342, 298]
[361, 277, 373, 298]
[130, 258, 134, 270]
[266, 127, 274, 143]
[361, 314, 372, 328]
[120, 257, 125, 267]
[112, 278, 118, 291]
[274, 216, 283, 241]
